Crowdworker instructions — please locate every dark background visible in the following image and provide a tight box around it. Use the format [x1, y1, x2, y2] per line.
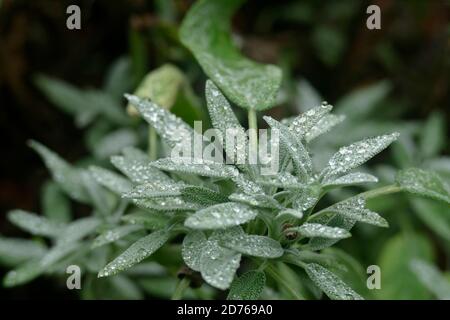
[0, 0, 449, 298]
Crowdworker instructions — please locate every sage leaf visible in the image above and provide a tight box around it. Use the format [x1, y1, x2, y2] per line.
[290, 223, 351, 240]
[323, 172, 378, 188]
[121, 211, 170, 230]
[180, 0, 282, 110]
[227, 271, 266, 300]
[98, 229, 169, 277]
[185, 202, 258, 230]
[92, 225, 144, 248]
[305, 114, 345, 143]
[305, 263, 363, 300]
[0, 237, 47, 266]
[90, 166, 133, 195]
[289, 103, 332, 138]
[397, 168, 450, 204]
[182, 231, 208, 272]
[221, 234, 283, 258]
[410, 259, 450, 300]
[7, 210, 63, 237]
[181, 186, 228, 206]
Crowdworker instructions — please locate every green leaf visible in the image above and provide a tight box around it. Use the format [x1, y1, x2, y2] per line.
[323, 172, 378, 188]
[288, 103, 332, 139]
[376, 233, 434, 299]
[305, 114, 345, 143]
[7, 210, 63, 237]
[0, 237, 47, 266]
[81, 171, 114, 216]
[180, 0, 282, 110]
[410, 259, 450, 300]
[103, 56, 133, 99]
[305, 263, 363, 300]
[229, 193, 281, 210]
[182, 231, 208, 272]
[57, 217, 101, 245]
[397, 168, 450, 204]
[125, 94, 194, 150]
[264, 116, 312, 180]
[220, 234, 283, 258]
[410, 198, 450, 242]
[290, 223, 351, 240]
[321, 133, 399, 180]
[227, 271, 266, 300]
[92, 225, 144, 248]
[181, 186, 228, 206]
[93, 129, 138, 159]
[199, 237, 241, 290]
[121, 211, 170, 230]
[111, 147, 170, 185]
[123, 181, 183, 199]
[151, 157, 239, 178]
[185, 202, 258, 230]
[90, 166, 133, 195]
[29, 140, 89, 202]
[41, 181, 72, 223]
[98, 229, 170, 277]
[296, 79, 322, 112]
[420, 112, 446, 159]
[336, 81, 391, 119]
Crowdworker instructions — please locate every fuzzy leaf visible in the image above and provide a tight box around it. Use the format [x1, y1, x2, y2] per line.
[290, 223, 351, 239]
[92, 225, 143, 248]
[305, 114, 345, 142]
[41, 181, 72, 223]
[229, 193, 280, 209]
[90, 166, 133, 195]
[221, 234, 283, 258]
[93, 129, 138, 159]
[323, 172, 378, 188]
[199, 238, 241, 290]
[29, 141, 89, 202]
[121, 211, 170, 230]
[305, 263, 363, 300]
[289, 103, 332, 138]
[185, 202, 258, 230]
[410, 259, 450, 300]
[264, 116, 312, 180]
[397, 168, 450, 204]
[180, 0, 282, 111]
[125, 94, 194, 149]
[98, 229, 169, 277]
[151, 157, 239, 178]
[182, 231, 208, 272]
[133, 197, 201, 212]
[57, 217, 101, 245]
[123, 181, 183, 199]
[7, 210, 63, 237]
[322, 133, 399, 180]
[181, 186, 228, 206]
[227, 271, 266, 300]
[0, 237, 47, 266]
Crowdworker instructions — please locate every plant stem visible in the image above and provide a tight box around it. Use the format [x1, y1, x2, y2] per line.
[265, 263, 304, 300]
[171, 277, 190, 300]
[148, 126, 157, 160]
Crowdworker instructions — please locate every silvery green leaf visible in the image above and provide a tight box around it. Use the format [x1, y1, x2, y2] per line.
[151, 157, 239, 179]
[305, 114, 346, 143]
[321, 133, 399, 180]
[57, 217, 101, 245]
[182, 231, 207, 272]
[305, 263, 363, 300]
[199, 239, 241, 290]
[81, 171, 114, 216]
[397, 168, 450, 204]
[0, 237, 47, 266]
[289, 103, 332, 138]
[180, 0, 282, 111]
[90, 166, 133, 195]
[229, 193, 281, 209]
[290, 223, 351, 239]
[410, 259, 450, 300]
[277, 209, 304, 220]
[93, 129, 138, 159]
[205, 80, 249, 170]
[264, 116, 312, 180]
[133, 197, 201, 212]
[111, 151, 170, 185]
[220, 234, 283, 258]
[293, 185, 321, 211]
[92, 225, 144, 248]
[231, 173, 265, 194]
[41, 181, 71, 223]
[313, 197, 388, 228]
[7, 210, 63, 237]
[121, 211, 170, 230]
[98, 229, 169, 278]
[296, 79, 322, 112]
[227, 271, 266, 300]
[308, 215, 355, 251]
[258, 172, 302, 189]
[420, 112, 446, 159]
[185, 202, 258, 230]
[123, 181, 183, 199]
[125, 94, 193, 149]
[181, 186, 228, 206]
[3, 242, 79, 287]
[29, 140, 89, 202]
[323, 172, 378, 188]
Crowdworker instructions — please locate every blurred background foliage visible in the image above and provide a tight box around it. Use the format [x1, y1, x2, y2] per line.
[0, 0, 449, 299]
